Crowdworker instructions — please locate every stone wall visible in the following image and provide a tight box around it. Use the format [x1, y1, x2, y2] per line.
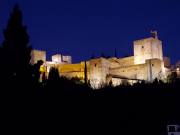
[59, 71, 90, 80]
[110, 61, 120, 68]
[110, 63, 148, 80]
[56, 61, 90, 73]
[164, 57, 170, 67]
[116, 56, 134, 67]
[57, 63, 81, 72]
[151, 38, 163, 60]
[176, 61, 180, 68]
[112, 78, 139, 87]
[90, 58, 110, 89]
[146, 58, 164, 81]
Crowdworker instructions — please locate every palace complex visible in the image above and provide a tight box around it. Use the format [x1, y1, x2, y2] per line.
[30, 31, 179, 89]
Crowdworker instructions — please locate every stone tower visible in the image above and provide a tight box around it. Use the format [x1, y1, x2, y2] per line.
[90, 57, 110, 89]
[30, 50, 46, 65]
[134, 32, 163, 65]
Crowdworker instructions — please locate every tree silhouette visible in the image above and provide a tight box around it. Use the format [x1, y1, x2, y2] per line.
[167, 71, 178, 83]
[91, 54, 94, 59]
[115, 49, 117, 58]
[101, 53, 105, 58]
[0, 3, 32, 82]
[48, 67, 59, 83]
[33, 60, 44, 83]
[84, 61, 87, 85]
[42, 72, 46, 86]
[106, 55, 111, 58]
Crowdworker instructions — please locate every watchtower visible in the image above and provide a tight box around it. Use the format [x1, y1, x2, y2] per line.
[30, 50, 46, 65]
[90, 57, 110, 89]
[134, 31, 163, 65]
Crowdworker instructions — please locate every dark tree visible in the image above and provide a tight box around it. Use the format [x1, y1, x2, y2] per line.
[115, 49, 117, 58]
[0, 3, 32, 82]
[167, 72, 178, 83]
[106, 55, 111, 58]
[91, 54, 94, 59]
[101, 53, 105, 58]
[48, 67, 59, 82]
[84, 61, 87, 85]
[33, 60, 44, 83]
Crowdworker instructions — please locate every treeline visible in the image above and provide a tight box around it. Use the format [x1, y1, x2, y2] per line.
[2, 73, 180, 134]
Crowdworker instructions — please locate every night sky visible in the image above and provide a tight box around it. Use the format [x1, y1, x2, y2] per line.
[0, 0, 180, 65]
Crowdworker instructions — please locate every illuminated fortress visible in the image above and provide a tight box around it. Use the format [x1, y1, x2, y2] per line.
[30, 31, 176, 88]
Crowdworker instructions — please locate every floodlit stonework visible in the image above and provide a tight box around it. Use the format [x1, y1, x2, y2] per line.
[31, 31, 178, 88]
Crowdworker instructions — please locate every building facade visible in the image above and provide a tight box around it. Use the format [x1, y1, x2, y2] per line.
[30, 32, 176, 88]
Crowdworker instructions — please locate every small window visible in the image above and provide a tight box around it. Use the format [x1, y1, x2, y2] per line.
[142, 46, 144, 48]
[123, 71, 124, 73]
[95, 63, 96, 67]
[152, 64, 154, 66]
[135, 69, 137, 71]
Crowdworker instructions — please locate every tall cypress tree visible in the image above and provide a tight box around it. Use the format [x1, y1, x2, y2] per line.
[1, 3, 32, 81]
[115, 49, 117, 58]
[101, 53, 105, 58]
[84, 61, 87, 85]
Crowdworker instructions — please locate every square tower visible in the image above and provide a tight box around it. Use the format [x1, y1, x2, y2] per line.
[134, 37, 163, 65]
[90, 57, 110, 89]
[30, 50, 46, 65]
[52, 54, 62, 65]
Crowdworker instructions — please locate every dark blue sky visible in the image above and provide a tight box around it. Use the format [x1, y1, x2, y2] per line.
[0, 0, 180, 65]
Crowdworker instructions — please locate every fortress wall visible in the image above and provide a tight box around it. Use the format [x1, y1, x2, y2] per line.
[110, 61, 120, 68]
[90, 58, 110, 89]
[116, 56, 134, 67]
[101, 58, 110, 78]
[146, 59, 164, 81]
[57, 63, 81, 72]
[80, 61, 90, 71]
[30, 50, 46, 65]
[134, 38, 152, 65]
[59, 71, 90, 80]
[164, 57, 170, 67]
[62, 55, 72, 64]
[40, 66, 47, 72]
[110, 63, 148, 80]
[159, 41, 163, 60]
[90, 58, 103, 78]
[151, 39, 163, 60]
[55, 61, 90, 73]
[176, 61, 180, 68]
[109, 57, 117, 61]
[112, 78, 139, 87]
